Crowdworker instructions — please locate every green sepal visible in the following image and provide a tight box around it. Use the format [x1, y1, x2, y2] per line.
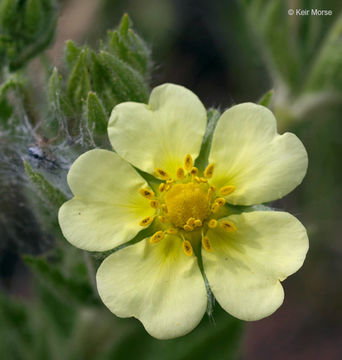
[195, 108, 221, 171]
[258, 89, 274, 108]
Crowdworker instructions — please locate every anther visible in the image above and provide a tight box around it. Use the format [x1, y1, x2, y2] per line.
[158, 215, 167, 223]
[211, 203, 220, 213]
[167, 228, 178, 235]
[150, 200, 159, 208]
[202, 236, 212, 252]
[183, 240, 193, 256]
[184, 224, 193, 232]
[184, 154, 193, 171]
[208, 219, 218, 228]
[150, 231, 165, 244]
[155, 168, 170, 180]
[200, 177, 207, 183]
[190, 167, 198, 176]
[204, 163, 214, 178]
[159, 183, 166, 192]
[161, 204, 168, 213]
[207, 186, 216, 200]
[194, 219, 202, 227]
[220, 220, 237, 232]
[215, 197, 226, 207]
[139, 188, 154, 199]
[186, 217, 195, 227]
[176, 167, 185, 179]
[165, 184, 171, 191]
[166, 179, 174, 185]
[220, 185, 236, 196]
[194, 176, 201, 183]
[139, 216, 154, 226]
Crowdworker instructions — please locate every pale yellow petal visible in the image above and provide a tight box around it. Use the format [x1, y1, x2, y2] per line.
[58, 149, 154, 251]
[96, 235, 207, 339]
[108, 83, 207, 177]
[209, 103, 308, 205]
[202, 211, 308, 320]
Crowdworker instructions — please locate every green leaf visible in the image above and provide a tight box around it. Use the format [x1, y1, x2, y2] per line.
[119, 13, 131, 35]
[98, 50, 149, 103]
[24, 160, 67, 208]
[0, 0, 58, 70]
[107, 14, 152, 76]
[65, 40, 82, 69]
[258, 89, 274, 107]
[0, 0, 17, 30]
[66, 48, 91, 111]
[304, 14, 342, 92]
[25, 0, 43, 35]
[48, 67, 62, 108]
[23, 255, 97, 306]
[90, 50, 123, 109]
[86, 91, 108, 133]
[195, 108, 221, 171]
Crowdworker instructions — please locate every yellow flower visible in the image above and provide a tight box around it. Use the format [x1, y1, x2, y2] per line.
[58, 84, 309, 339]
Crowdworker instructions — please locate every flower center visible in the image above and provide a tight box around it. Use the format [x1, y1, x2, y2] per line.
[137, 154, 238, 255]
[165, 183, 210, 228]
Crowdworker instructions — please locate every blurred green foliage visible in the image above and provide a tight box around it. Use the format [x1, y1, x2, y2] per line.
[0, 0, 58, 71]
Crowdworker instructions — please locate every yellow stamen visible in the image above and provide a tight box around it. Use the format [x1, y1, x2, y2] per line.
[207, 186, 216, 200]
[200, 177, 208, 183]
[215, 197, 226, 207]
[184, 154, 193, 171]
[184, 224, 193, 232]
[139, 188, 154, 199]
[159, 183, 166, 192]
[150, 231, 165, 244]
[165, 184, 171, 191]
[220, 185, 235, 196]
[202, 236, 212, 251]
[176, 167, 185, 179]
[139, 216, 154, 226]
[190, 167, 198, 176]
[211, 203, 220, 213]
[167, 228, 178, 234]
[166, 179, 174, 185]
[186, 217, 195, 227]
[155, 168, 170, 180]
[150, 200, 159, 208]
[158, 215, 167, 223]
[220, 220, 237, 232]
[204, 163, 214, 178]
[183, 240, 193, 256]
[194, 219, 202, 227]
[208, 219, 218, 228]
[161, 204, 168, 213]
[194, 176, 201, 183]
